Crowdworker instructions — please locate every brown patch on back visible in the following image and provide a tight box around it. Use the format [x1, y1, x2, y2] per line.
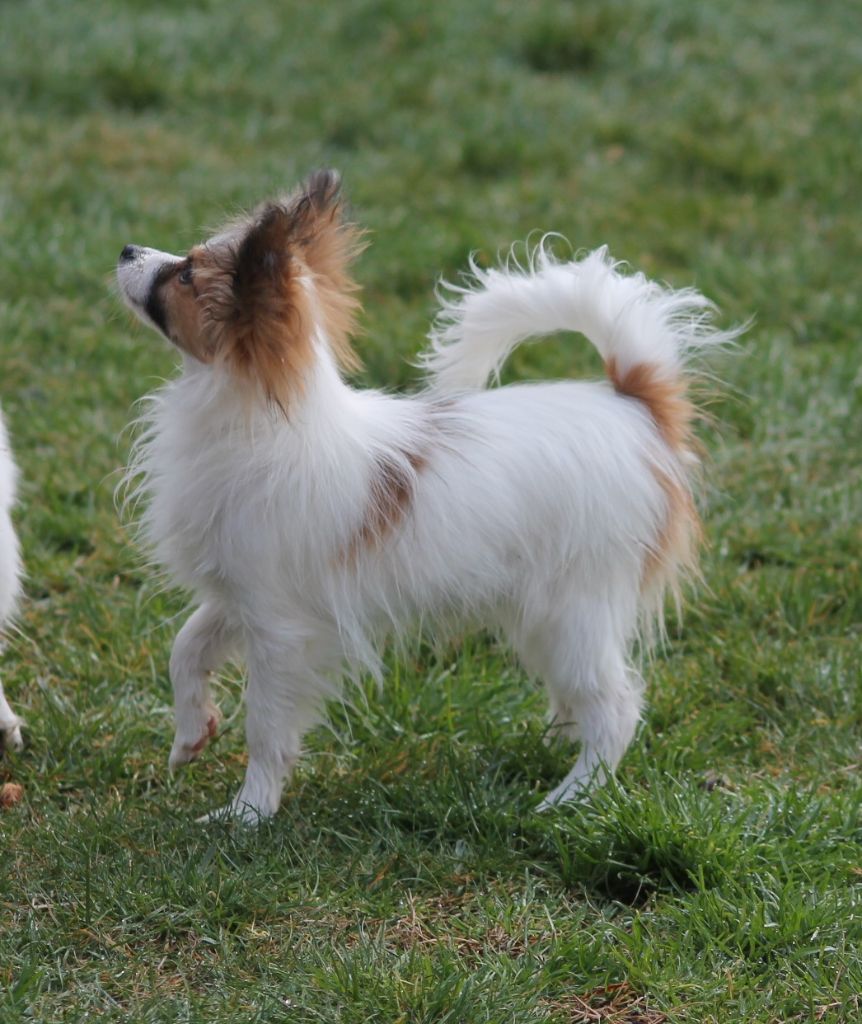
[342, 400, 472, 562]
[606, 357, 701, 596]
[347, 447, 427, 560]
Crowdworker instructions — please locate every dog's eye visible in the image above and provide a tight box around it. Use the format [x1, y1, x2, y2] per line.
[178, 265, 193, 286]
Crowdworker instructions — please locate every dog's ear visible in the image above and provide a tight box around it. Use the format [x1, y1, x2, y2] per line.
[232, 203, 293, 313]
[215, 172, 361, 410]
[284, 169, 344, 242]
[280, 169, 364, 372]
[230, 171, 345, 316]
[221, 203, 312, 413]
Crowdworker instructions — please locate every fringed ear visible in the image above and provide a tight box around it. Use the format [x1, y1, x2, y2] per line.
[222, 203, 314, 413]
[284, 169, 344, 241]
[233, 204, 293, 309]
[207, 171, 363, 412]
[280, 170, 364, 373]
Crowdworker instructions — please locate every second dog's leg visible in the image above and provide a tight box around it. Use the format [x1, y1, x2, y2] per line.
[168, 603, 238, 770]
[0, 680, 23, 752]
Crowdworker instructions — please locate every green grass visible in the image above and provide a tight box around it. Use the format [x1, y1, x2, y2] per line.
[0, 0, 860, 1020]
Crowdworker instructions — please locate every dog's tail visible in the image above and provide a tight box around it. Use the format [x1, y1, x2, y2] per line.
[423, 242, 735, 400]
[421, 242, 741, 616]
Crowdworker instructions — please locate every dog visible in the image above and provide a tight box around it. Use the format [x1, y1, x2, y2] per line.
[0, 408, 23, 754]
[117, 170, 735, 822]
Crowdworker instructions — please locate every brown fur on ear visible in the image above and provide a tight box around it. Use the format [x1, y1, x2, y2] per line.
[215, 203, 315, 412]
[201, 172, 364, 411]
[279, 170, 365, 374]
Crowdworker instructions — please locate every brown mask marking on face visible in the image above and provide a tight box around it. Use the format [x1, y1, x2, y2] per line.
[158, 254, 214, 361]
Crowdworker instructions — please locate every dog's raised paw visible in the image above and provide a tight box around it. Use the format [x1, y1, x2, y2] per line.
[168, 707, 220, 770]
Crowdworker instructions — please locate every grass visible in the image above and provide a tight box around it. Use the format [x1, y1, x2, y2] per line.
[0, 0, 860, 1020]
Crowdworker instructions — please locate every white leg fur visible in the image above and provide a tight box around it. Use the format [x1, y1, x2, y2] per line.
[201, 631, 314, 823]
[0, 681, 23, 751]
[168, 603, 238, 770]
[0, 410, 23, 755]
[537, 680, 643, 809]
[509, 587, 643, 809]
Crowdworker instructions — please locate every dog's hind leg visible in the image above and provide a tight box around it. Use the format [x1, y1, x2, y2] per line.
[168, 603, 239, 770]
[0, 680, 23, 752]
[536, 664, 643, 809]
[511, 588, 643, 809]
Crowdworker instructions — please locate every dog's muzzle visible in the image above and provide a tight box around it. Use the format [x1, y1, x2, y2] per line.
[119, 244, 142, 263]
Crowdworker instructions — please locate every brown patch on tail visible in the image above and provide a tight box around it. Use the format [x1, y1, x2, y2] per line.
[606, 358, 695, 452]
[607, 358, 701, 595]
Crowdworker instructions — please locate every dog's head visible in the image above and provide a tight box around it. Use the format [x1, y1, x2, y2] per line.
[117, 170, 363, 410]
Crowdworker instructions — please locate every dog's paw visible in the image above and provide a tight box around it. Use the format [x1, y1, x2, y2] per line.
[197, 799, 271, 827]
[0, 718, 23, 754]
[538, 757, 609, 811]
[536, 775, 591, 812]
[168, 705, 220, 770]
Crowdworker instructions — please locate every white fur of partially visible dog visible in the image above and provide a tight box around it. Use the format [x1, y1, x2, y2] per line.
[118, 171, 735, 822]
[0, 409, 23, 752]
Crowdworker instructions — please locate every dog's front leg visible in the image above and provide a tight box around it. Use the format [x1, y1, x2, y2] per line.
[168, 603, 238, 770]
[201, 631, 319, 825]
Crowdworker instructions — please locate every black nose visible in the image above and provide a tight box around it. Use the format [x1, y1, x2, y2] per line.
[120, 244, 139, 263]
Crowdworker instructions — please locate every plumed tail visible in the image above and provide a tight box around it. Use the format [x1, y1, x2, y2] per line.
[422, 243, 737, 395]
[421, 242, 743, 625]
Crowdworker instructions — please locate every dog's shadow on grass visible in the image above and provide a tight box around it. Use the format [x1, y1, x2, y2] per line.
[181, 735, 736, 911]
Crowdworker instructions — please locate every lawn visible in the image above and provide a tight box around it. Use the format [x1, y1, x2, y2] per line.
[0, 0, 860, 1021]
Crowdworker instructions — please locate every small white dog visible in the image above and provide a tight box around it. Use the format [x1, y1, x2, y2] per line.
[117, 171, 734, 822]
[0, 408, 23, 753]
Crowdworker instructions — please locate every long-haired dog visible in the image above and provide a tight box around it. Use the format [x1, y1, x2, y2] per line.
[117, 171, 735, 822]
[0, 409, 23, 754]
